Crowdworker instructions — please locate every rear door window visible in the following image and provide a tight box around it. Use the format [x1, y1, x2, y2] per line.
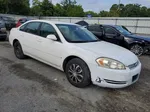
[24, 22, 41, 35]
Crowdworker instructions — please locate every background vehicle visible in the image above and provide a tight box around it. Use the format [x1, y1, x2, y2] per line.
[16, 18, 31, 27]
[0, 20, 7, 41]
[87, 24, 150, 56]
[0, 15, 16, 30]
[9, 20, 141, 88]
[76, 21, 89, 28]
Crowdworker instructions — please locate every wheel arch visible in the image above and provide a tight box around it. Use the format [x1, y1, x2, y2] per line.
[129, 41, 146, 47]
[62, 55, 90, 72]
[13, 39, 19, 46]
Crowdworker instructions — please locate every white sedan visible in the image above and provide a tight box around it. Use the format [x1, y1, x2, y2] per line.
[9, 20, 141, 88]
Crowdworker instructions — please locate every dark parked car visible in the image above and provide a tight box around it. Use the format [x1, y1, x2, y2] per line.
[0, 15, 16, 30]
[87, 24, 150, 56]
[76, 21, 89, 27]
[0, 20, 7, 41]
[16, 18, 31, 27]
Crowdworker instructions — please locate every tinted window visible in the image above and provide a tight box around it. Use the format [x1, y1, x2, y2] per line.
[104, 26, 116, 34]
[20, 24, 27, 31]
[88, 26, 95, 31]
[95, 26, 102, 32]
[88, 25, 102, 32]
[25, 22, 40, 35]
[114, 26, 131, 35]
[40, 23, 57, 38]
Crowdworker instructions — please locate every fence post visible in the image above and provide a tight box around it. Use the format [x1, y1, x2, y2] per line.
[70, 18, 71, 23]
[98, 18, 100, 24]
[135, 19, 139, 34]
[115, 18, 118, 25]
[82, 17, 84, 21]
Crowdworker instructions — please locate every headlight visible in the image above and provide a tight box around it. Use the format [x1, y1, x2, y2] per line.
[96, 58, 126, 70]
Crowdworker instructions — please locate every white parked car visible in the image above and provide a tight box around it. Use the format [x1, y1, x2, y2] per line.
[9, 20, 141, 88]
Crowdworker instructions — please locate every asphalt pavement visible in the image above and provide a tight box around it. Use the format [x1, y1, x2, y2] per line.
[0, 41, 150, 112]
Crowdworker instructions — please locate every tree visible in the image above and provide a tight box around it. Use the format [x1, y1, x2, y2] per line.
[54, 3, 66, 16]
[30, 0, 42, 16]
[99, 10, 109, 17]
[84, 11, 98, 17]
[60, 0, 84, 17]
[0, 0, 7, 13]
[67, 5, 84, 17]
[9, 0, 30, 15]
[61, 0, 76, 8]
[120, 4, 141, 17]
[109, 4, 124, 17]
[41, 0, 54, 16]
[0, 0, 30, 15]
[32, 0, 41, 6]
[140, 6, 148, 17]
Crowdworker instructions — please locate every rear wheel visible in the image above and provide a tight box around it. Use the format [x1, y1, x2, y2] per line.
[65, 58, 91, 88]
[14, 41, 26, 59]
[130, 44, 144, 56]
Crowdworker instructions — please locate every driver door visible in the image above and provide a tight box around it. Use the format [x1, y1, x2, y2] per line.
[37, 22, 64, 67]
[104, 26, 122, 46]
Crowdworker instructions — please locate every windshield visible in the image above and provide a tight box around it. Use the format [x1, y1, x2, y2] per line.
[56, 24, 99, 43]
[115, 26, 131, 35]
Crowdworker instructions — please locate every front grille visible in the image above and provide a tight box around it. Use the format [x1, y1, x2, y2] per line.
[104, 79, 126, 85]
[128, 61, 139, 70]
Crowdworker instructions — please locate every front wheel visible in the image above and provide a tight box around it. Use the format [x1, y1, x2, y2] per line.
[65, 58, 91, 88]
[130, 44, 144, 56]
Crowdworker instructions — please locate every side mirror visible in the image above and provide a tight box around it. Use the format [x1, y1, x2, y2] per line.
[47, 34, 57, 41]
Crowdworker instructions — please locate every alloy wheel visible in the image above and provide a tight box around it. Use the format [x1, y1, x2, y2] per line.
[130, 45, 143, 56]
[68, 64, 84, 83]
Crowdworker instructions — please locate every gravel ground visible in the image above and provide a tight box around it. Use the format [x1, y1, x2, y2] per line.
[0, 41, 150, 112]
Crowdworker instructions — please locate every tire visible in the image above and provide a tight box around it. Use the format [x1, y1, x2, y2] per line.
[14, 41, 26, 59]
[130, 44, 144, 56]
[65, 58, 91, 88]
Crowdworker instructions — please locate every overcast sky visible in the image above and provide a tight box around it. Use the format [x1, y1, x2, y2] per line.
[30, 0, 150, 12]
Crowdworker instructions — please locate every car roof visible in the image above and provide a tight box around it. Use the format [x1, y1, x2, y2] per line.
[0, 15, 12, 18]
[27, 20, 77, 25]
[89, 24, 122, 28]
[19, 18, 31, 20]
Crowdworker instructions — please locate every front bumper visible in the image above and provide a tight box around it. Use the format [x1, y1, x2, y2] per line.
[0, 33, 7, 39]
[144, 45, 150, 53]
[88, 62, 141, 88]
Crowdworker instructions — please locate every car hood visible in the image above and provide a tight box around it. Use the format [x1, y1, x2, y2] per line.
[74, 41, 138, 66]
[126, 34, 150, 42]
